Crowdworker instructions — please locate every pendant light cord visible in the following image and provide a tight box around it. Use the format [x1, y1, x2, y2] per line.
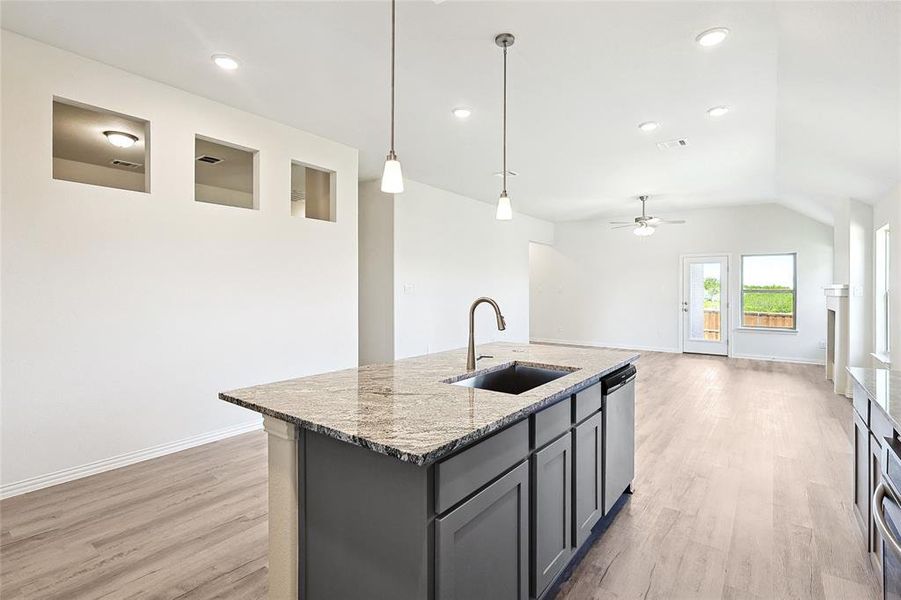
[390, 0, 396, 156]
[502, 44, 507, 195]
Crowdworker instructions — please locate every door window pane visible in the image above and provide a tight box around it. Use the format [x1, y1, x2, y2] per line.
[689, 262, 721, 341]
[741, 254, 796, 329]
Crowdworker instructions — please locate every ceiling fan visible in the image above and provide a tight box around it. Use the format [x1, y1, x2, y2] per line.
[609, 195, 686, 236]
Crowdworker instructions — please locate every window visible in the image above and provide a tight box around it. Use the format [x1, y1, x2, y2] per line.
[741, 254, 797, 330]
[291, 161, 336, 222]
[194, 136, 257, 209]
[52, 98, 150, 193]
[876, 225, 891, 359]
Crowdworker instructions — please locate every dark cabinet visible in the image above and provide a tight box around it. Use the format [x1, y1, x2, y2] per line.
[532, 433, 572, 597]
[436, 461, 529, 600]
[573, 411, 603, 547]
[853, 411, 869, 531]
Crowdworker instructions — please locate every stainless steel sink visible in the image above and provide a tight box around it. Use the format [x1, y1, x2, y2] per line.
[449, 363, 574, 395]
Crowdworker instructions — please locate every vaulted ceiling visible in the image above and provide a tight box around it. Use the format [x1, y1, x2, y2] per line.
[3, 1, 899, 223]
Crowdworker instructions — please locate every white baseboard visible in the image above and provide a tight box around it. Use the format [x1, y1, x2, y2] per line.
[530, 337, 680, 354]
[531, 337, 824, 366]
[1, 420, 263, 500]
[729, 353, 825, 366]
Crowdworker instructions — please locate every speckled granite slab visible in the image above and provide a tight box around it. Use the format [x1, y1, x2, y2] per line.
[848, 366, 901, 432]
[220, 342, 639, 466]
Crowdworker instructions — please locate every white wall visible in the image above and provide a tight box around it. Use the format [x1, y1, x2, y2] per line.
[358, 179, 394, 365]
[359, 179, 554, 363]
[1, 33, 359, 495]
[530, 204, 833, 363]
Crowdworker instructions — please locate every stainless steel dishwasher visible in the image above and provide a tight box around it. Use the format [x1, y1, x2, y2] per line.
[602, 364, 637, 515]
[874, 436, 901, 600]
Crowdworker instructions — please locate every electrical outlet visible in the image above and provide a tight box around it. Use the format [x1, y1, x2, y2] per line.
[403, 283, 415, 295]
[818, 340, 826, 349]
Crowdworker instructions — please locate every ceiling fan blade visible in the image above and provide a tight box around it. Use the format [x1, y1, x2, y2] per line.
[608, 221, 634, 225]
[610, 224, 636, 230]
[658, 220, 686, 225]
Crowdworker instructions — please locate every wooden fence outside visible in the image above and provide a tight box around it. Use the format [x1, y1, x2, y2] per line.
[702, 309, 794, 340]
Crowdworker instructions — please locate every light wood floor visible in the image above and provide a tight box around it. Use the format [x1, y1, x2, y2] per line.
[1, 352, 882, 599]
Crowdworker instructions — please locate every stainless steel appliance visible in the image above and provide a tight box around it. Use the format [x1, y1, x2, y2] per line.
[602, 364, 636, 515]
[875, 437, 901, 599]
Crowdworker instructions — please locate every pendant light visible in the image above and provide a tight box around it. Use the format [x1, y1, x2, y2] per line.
[495, 33, 514, 220]
[380, 0, 404, 193]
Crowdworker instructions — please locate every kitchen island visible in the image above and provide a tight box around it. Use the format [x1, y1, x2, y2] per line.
[221, 342, 640, 600]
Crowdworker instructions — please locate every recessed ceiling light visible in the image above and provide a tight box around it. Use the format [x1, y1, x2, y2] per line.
[211, 54, 240, 71]
[103, 131, 138, 148]
[707, 105, 730, 117]
[452, 107, 472, 119]
[638, 121, 659, 132]
[696, 27, 729, 47]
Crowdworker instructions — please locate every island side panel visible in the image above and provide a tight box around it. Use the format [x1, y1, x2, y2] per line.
[263, 415, 303, 600]
[304, 430, 432, 600]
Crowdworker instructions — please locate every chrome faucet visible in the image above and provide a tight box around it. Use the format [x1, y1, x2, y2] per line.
[467, 297, 506, 371]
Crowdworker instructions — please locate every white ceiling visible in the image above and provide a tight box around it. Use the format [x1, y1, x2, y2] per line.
[3, 1, 899, 224]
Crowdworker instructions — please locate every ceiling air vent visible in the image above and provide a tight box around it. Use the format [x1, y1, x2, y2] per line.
[196, 155, 224, 165]
[110, 159, 142, 168]
[656, 138, 689, 150]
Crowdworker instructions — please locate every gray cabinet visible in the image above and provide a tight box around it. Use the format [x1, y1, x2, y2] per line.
[436, 461, 529, 600]
[573, 411, 603, 547]
[532, 433, 572, 597]
[853, 411, 869, 531]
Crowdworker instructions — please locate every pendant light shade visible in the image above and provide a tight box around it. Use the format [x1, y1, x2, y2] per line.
[495, 33, 514, 220]
[381, 0, 404, 194]
[381, 152, 404, 193]
[496, 192, 513, 220]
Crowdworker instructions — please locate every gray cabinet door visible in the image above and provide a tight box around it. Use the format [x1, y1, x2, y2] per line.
[604, 379, 635, 515]
[853, 411, 869, 535]
[532, 433, 572, 597]
[436, 461, 529, 600]
[573, 411, 603, 547]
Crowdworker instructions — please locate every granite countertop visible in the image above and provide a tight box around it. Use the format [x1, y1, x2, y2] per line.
[220, 342, 639, 466]
[847, 366, 901, 432]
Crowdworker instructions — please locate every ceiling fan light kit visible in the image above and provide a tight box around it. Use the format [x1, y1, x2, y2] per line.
[611, 195, 686, 236]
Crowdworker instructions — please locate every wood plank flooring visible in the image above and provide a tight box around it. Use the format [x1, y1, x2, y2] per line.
[1, 352, 882, 599]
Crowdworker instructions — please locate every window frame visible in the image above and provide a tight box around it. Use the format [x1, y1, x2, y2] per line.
[875, 224, 891, 360]
[739, 252, 798, 332]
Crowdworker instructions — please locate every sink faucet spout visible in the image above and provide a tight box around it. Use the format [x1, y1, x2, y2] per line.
[467, 297, 506, 371]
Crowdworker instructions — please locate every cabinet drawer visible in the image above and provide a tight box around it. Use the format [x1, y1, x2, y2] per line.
[852, 382, 869, 423]
[535, 397, 573, 449]
[574, 382, 602, 424]
[870, 402, 895, 448]
[435, 419, 529, 514]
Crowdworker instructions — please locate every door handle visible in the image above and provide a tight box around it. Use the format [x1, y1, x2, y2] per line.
[873, 482, 901, 559]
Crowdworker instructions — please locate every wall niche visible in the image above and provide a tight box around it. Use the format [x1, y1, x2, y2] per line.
[194, 136, 258, 209]
[52, 98, 150, 193]
[291, 161, 336, 222]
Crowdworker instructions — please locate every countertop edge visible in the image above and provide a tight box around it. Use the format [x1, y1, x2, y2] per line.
[846, 366, 900, 432]
[220, 353, 639, 466]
